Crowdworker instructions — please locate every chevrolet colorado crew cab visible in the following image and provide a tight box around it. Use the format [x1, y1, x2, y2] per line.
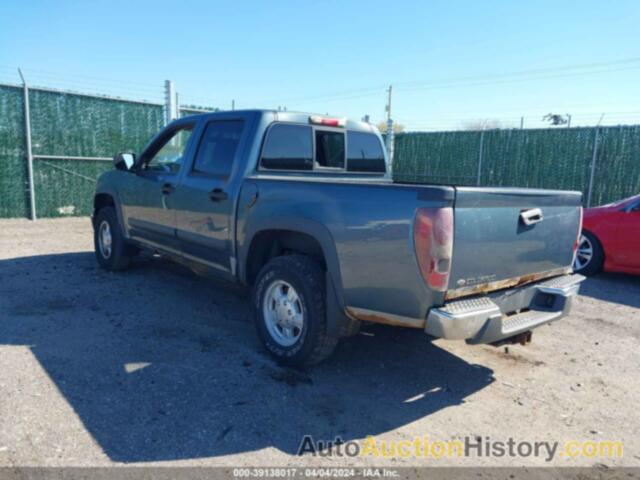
[93, 110, 585, 366]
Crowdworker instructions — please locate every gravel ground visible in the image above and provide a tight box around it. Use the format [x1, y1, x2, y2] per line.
[0, 218, 638, 467]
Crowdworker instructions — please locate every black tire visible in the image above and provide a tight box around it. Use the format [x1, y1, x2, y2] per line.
[93, 206, 134, 271]
[574, 230, 604, 276]
[252, 255, 338, 367]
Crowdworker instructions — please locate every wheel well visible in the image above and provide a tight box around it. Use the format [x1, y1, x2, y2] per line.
[245, 230, 326, 285]
[94, 194, 115, 212]
[583, 229, 605, 258]
[93, 194, 115, 224]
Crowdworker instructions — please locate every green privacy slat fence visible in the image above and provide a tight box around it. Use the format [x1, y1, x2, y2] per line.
[28, 88, 164, 217]
[480, 128, 596, 193]
[393, 130, 481, 185]
[1, 81, 639, 218]
[393, 126, 640, 205]
[0, 84, 164, 218]
[29, 89, 164, 158]
[592, 126, 640, 206]
[0, 85, 27, 218]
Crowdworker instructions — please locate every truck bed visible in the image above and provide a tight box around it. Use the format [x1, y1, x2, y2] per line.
[237, 174, 582, 326]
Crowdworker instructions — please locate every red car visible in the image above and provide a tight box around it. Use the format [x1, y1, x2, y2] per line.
[574, 193, 640, 275]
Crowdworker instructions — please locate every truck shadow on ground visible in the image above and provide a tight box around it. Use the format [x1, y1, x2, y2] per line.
[578, 272, 640, 309]
[1, 252, 494, 463]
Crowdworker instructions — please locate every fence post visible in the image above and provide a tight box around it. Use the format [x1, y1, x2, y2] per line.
[164, 80, 177, 124]
[586, 127, 600, 207]
[18, 69, 36, 220]
[476, 130, 485, 186]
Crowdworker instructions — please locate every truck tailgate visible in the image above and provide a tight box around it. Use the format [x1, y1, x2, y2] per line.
[447, 187, 582, 299]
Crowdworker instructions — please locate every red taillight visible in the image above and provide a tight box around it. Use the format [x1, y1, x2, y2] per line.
[413, 207, 454, 292]
[309, 115, 346, 127]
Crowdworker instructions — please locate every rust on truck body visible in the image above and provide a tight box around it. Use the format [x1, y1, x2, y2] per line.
[345, 307, 425, 329]
[445, 266, 572, 300]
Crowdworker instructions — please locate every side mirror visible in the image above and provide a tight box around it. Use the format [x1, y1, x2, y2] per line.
[113, 152, 136, 171]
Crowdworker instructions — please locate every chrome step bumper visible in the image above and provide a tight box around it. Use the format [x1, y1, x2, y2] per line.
[425, 274, 585, 344]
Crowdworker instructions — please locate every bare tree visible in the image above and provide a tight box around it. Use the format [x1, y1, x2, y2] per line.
[376, 122, 405, 134]
[460, 119, 502, 131]
[542, 113, 571, 126]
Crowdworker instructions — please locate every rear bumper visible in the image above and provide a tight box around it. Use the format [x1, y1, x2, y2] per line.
[425, 273, 585, 344]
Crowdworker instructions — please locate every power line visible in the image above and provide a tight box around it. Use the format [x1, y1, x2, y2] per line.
[249, 56, 640, 106]
[396, 65, 640, 93]
[394, 57, 640, 89]
[0, 64, 164, 90]
[255, 85, 387, 106]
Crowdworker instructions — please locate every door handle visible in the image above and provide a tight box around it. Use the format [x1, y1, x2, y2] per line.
[161, 183, 174, 195]
[209, 188, 228, 202]
[520, 208, 543, 226]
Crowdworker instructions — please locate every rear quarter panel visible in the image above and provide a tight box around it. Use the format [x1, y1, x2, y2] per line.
[582, 207, 619, 271]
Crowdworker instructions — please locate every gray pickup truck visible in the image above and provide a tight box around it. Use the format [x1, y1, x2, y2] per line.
[93, 110, 585, 366]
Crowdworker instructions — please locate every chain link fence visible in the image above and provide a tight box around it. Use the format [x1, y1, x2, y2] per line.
[393, 126, 640, 206]
[1, 82, 639, 219]
[0, 83, 216, 218]
[0, 85, 27, 218]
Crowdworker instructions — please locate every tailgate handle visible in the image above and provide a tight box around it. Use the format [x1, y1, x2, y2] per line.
[520, 208, 544, 226]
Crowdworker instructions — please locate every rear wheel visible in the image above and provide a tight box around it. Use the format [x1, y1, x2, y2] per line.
[253, 255, 338, 367]
[573, 230, 604, 275]
[94, 207, 135, 271]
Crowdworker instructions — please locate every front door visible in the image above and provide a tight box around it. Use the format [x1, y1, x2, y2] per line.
[120, 123, 195, 251]
[172, 118, 247, 273]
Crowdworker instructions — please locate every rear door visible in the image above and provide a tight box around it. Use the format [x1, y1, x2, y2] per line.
[447, 187, 582, 298]
[172, 115, 250, 274]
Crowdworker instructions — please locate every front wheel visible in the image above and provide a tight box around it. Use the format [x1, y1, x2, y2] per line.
[94, 207, 134, 271]
[573, 230, 604, 275]
[252, 255, 338, 367]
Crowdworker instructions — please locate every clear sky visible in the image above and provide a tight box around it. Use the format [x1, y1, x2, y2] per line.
[1, 0, 639, 130]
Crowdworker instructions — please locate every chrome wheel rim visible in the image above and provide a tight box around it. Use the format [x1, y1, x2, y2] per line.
[262, 280, 304, 347]
[98, 220, 113, 259]
[573, 234, 593, 271]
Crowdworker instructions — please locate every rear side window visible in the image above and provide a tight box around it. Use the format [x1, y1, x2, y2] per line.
[315, 130, 345, 169]
[347, 131, 386, 173]
[261, 124, 313, 170]
[192, 120, 244, 177]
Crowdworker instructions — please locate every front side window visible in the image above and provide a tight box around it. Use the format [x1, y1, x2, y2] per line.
[315, 130, 345, 169]
[347, 131, 386, 173]
[146, 126, 193, 174]
[261, 124, 313, 170]
[192, 120, 244, 177]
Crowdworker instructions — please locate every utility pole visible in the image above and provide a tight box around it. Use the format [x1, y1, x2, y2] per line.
[520, 117, 524, 130]
[231, 99, 235, 111]
[567, 114, 572, 128]
[385, 85, 394, 169]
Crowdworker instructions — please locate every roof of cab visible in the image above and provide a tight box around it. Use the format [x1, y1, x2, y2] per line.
[180, 109, 378, 134]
